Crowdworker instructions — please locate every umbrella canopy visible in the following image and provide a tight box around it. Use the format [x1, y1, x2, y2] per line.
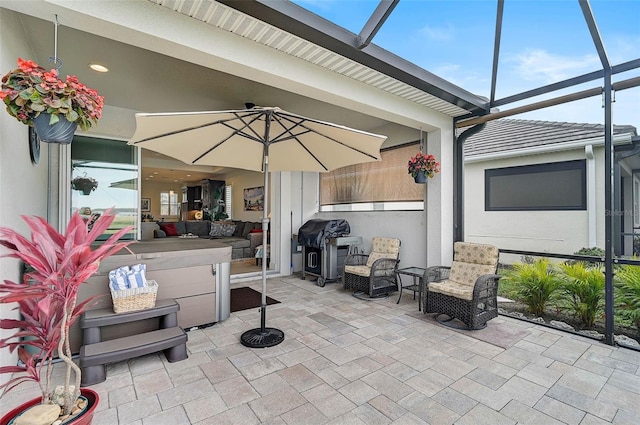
[128, 107, 385, 172]
[128, 106, 387, 347]
[109, 178, 137, 190]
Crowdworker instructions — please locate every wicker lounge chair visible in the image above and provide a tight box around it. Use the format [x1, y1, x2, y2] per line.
[343, 237, 401, 298]
[424, 241, 501, 329]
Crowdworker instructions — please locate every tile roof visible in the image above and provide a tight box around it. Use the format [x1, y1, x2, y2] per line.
[462, 119, 637, 157]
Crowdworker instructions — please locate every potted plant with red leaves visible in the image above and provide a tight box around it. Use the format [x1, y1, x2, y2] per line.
[0, 210, 133, 424]
[0, 58, 104, 144]
[407, 151, 440, 183]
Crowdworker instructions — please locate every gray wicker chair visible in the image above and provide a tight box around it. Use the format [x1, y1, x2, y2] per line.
[424, 242, 501, 329]
[343, 237, 401, 298]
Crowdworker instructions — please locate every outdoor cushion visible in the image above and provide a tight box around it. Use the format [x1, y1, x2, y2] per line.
[454, 242, 499, 267]
[344, 265, 370, 277]
[428, 279, 474, 301]
[159, 222, 178, 237]
[371, 237, 401, 254]
[365, 251, 389, 268]
[449, 261, 496, 288]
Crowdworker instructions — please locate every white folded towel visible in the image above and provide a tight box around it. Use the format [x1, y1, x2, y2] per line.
[109, 264, 147, 291]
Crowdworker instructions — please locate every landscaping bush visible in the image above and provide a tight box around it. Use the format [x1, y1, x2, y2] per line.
[567, 247, 605, 266]
[614, 264, 640, 331]
[500, 258, 562, 316]
[558, 262, 605, 328]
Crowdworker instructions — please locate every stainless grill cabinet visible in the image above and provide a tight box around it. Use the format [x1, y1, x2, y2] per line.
[297, 219, 361, 287]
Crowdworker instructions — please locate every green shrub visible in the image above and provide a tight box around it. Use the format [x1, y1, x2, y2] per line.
[614, 264, 640, 331]
[500, 258, 562, 316]
[567, 247, 605, 267]
[558, 263, 605, 328]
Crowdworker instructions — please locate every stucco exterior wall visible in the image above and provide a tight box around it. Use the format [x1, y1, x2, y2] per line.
[464, 147, 606, 259]
[0, 8, 51, 389]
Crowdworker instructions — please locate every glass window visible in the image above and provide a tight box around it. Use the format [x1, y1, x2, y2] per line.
[71, 136, 138, 240]
[320, 143, 424, 211]
[485, 160, 586, 211]
[160, 191, 179, 216]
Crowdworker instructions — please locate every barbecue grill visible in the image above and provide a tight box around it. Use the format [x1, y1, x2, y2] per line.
[298, 219, 362, 287]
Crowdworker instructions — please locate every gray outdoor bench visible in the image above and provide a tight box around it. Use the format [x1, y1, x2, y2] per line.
[79, 298, 188, 386]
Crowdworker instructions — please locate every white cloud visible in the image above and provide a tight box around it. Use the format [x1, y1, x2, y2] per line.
[508, 49, 601, 83]
[418, 24, 455, 42]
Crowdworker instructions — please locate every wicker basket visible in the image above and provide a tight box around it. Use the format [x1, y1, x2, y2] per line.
[111, 280, 158, 313]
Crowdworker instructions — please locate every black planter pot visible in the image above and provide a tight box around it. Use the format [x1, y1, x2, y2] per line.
[33, 113, 78, 144]
[414, 170, 427, 184]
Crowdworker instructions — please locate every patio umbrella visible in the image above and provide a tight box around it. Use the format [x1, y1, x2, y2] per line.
[128, 106, 387, 347]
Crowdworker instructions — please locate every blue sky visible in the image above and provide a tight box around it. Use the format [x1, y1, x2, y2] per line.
[292, 0, 639, 130]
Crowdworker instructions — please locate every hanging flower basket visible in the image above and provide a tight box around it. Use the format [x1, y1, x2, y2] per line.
[71, 175, 98, 195]
[33, 113, 77, 144]
[407, 152, 440, 184]
[0, 58, 104, 144]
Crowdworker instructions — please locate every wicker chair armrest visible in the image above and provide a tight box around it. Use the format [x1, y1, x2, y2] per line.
[425, 266, 451, 282]
[344, 253, 369, 266]
[473, 274, 502, 296]
[370, 258, 400, 273]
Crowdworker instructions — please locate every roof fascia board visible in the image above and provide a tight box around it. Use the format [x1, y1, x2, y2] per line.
[465, 132, 633, 163]
[216, 0, 488, 115]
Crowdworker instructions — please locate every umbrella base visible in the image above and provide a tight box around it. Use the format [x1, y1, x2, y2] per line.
[240, 327, 285, 348]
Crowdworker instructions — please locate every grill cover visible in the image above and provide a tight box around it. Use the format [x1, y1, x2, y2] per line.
[297, 219, 350, 248]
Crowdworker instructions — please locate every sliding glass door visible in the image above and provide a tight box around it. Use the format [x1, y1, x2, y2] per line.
[71, 136, 138, 240]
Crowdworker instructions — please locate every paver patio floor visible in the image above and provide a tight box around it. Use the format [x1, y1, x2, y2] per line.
[4, 275, 640, 424]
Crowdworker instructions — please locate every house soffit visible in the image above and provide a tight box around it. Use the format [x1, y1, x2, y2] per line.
[149, 0, 485, 118]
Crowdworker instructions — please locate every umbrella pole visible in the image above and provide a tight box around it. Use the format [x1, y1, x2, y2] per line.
[240, 115, 284, 348]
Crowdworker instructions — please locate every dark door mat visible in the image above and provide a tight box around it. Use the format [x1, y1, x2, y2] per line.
[231, 287, 280, 313]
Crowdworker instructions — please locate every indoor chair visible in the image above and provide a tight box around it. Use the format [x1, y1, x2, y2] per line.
[424, 241, 501, 329]
[343, 237, 401, 298]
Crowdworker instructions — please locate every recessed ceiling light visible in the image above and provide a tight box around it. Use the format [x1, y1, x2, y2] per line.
[89, 63, 108, 73]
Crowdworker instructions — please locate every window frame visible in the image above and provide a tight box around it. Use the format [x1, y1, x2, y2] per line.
[160, 190, 180, 217]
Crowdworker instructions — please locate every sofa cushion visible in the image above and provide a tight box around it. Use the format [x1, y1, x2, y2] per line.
[223, 237, 250, 249]
[154, 229, 167, 238]
[232, 220, 244, 237]
[159, 222, 178, 236]
[173, 221, 186, 235]
[186, 220, 210, 237]
[210, 222, 236, 238]
[241, 222, 257, 238]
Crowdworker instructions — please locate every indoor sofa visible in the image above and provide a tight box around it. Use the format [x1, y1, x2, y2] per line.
[154, 220, 264, 260]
